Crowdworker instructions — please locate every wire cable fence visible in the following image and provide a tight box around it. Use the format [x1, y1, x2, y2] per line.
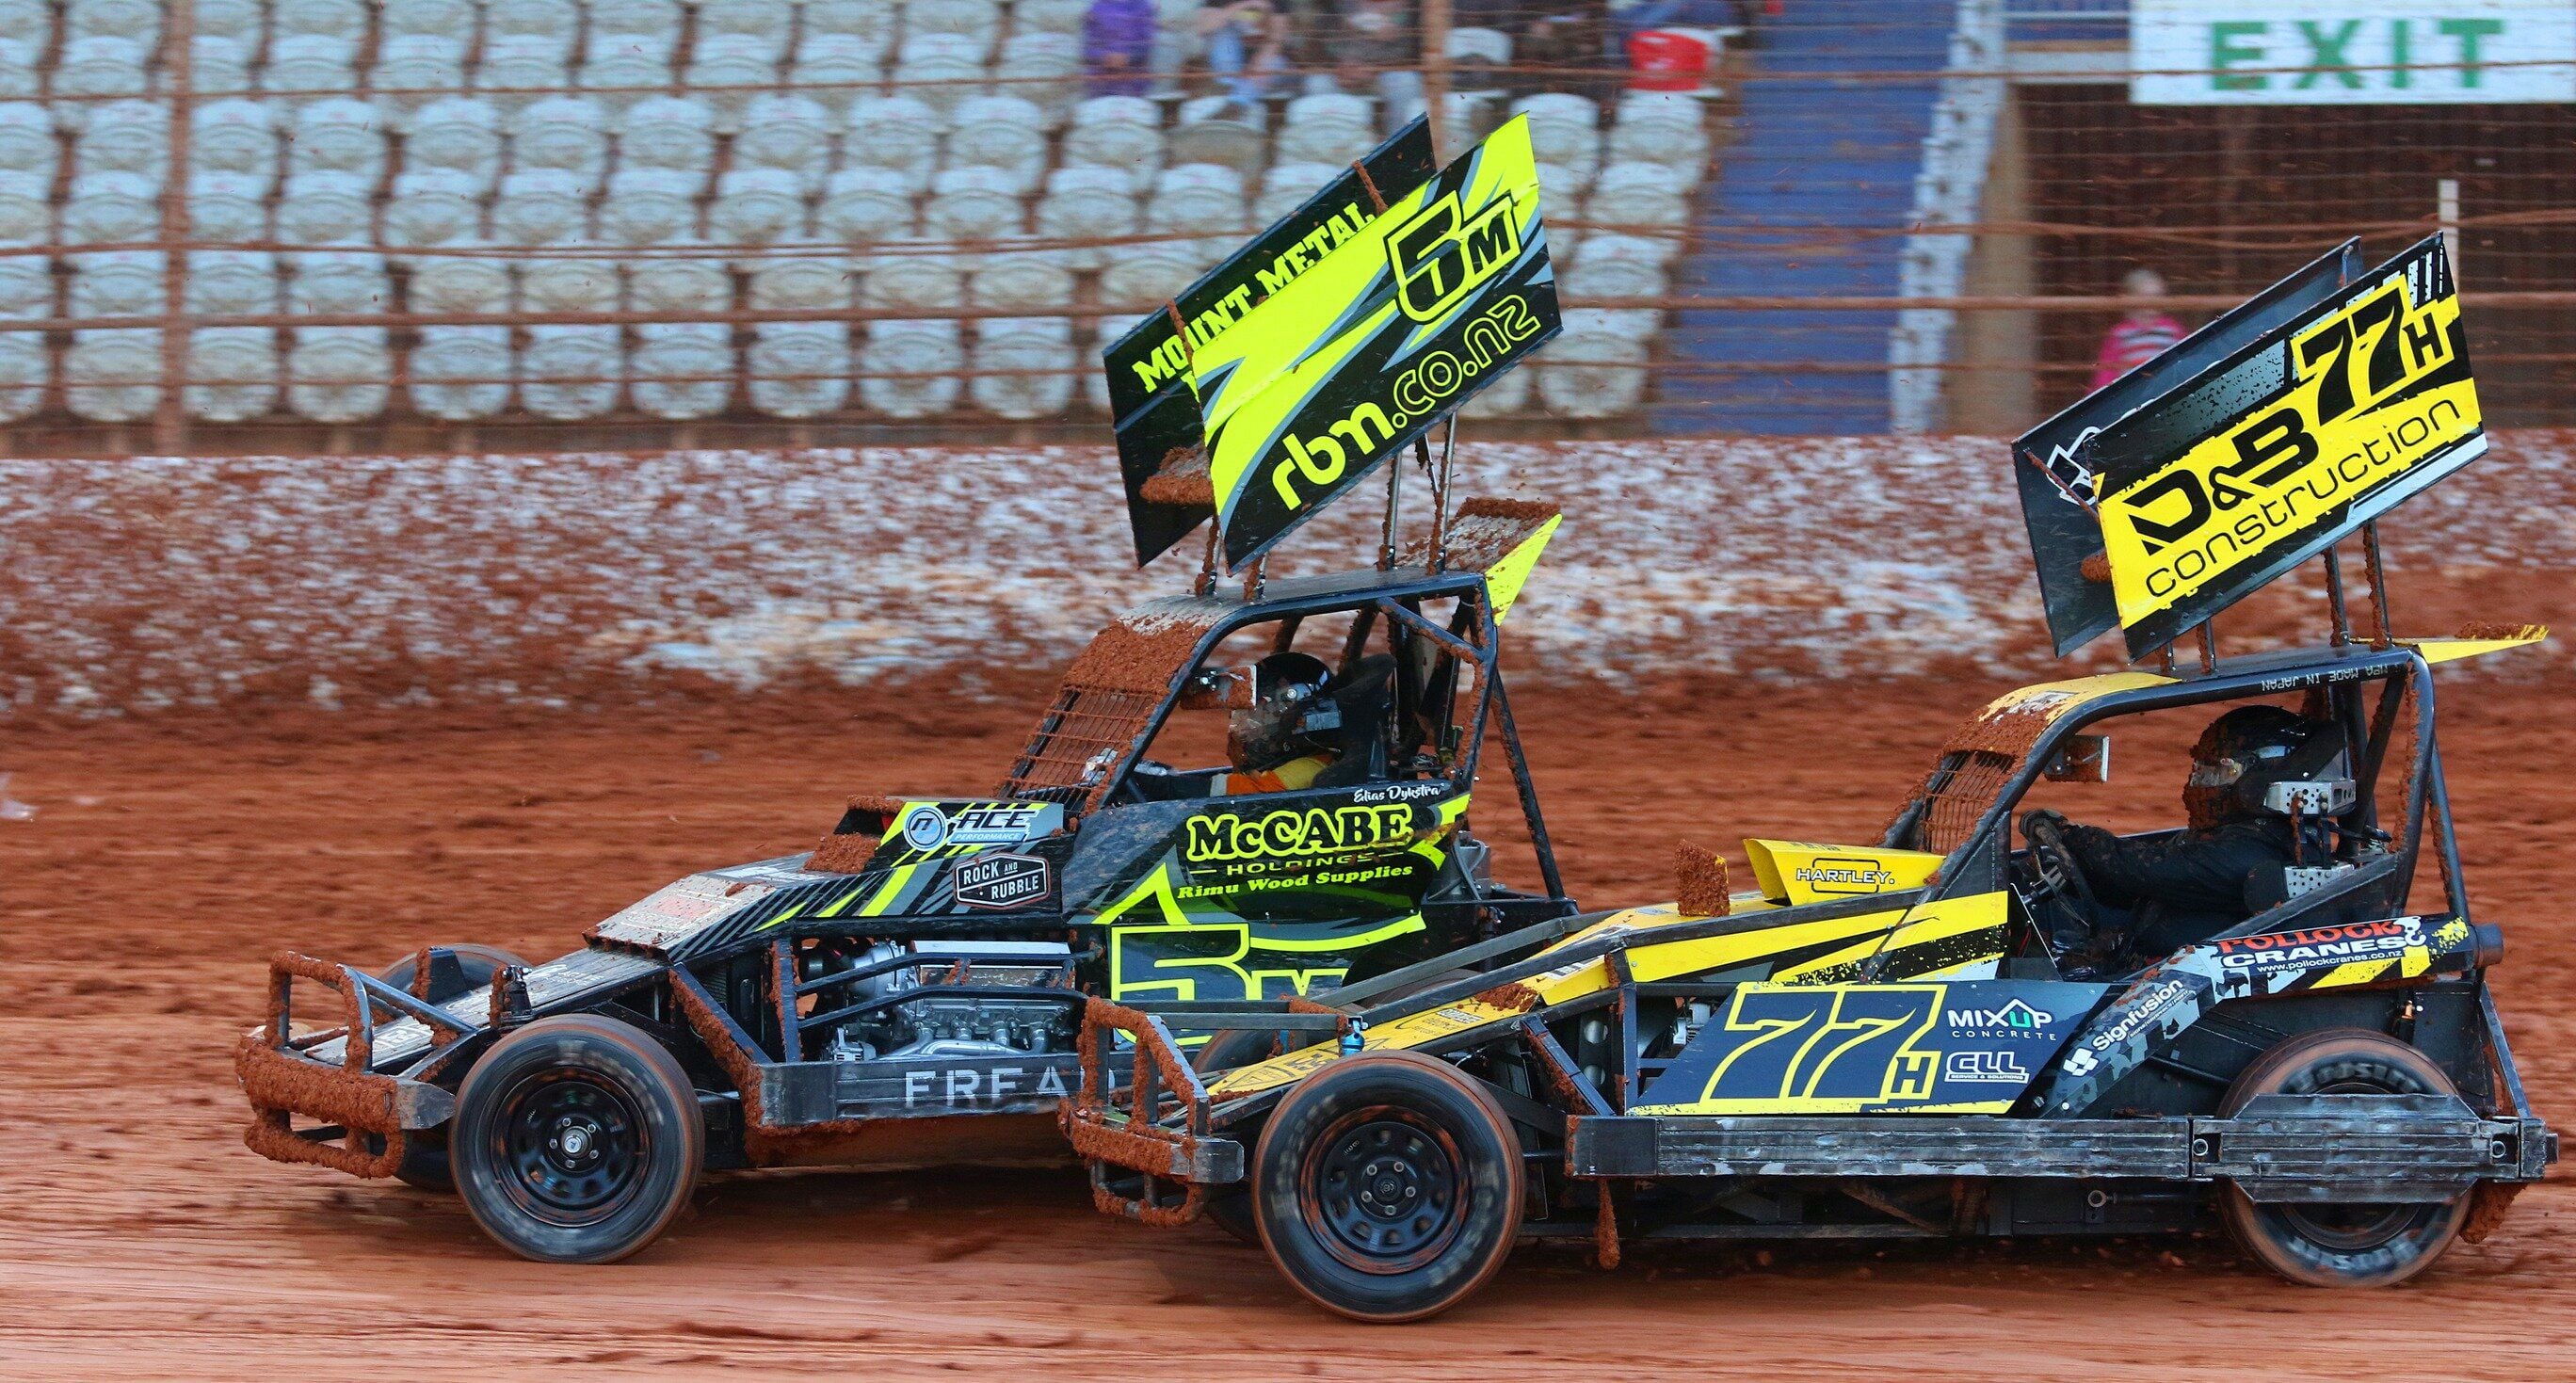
[0, 0, 2564, 456]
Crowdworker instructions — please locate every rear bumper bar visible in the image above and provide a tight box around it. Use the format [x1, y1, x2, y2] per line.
[1570, 1095, 2555, 1202]
[235, 950, 495, 1178]
[1064, 998, 1313, 1223]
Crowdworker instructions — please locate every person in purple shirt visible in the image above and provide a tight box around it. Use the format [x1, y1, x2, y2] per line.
[1084, 0, 1159, 97]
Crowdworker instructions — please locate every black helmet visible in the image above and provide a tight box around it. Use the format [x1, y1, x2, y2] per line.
[1228, 651, 1340, 771]
[2184, 704, 2324, 828]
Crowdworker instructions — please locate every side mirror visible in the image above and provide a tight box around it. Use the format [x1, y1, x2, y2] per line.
[2042, 733, 2111, 784]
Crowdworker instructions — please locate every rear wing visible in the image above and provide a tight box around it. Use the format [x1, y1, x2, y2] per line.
[1107, 120, 1440, 568]
[2016, 235, 2486, 661]
[1108, 118, 1561, 573]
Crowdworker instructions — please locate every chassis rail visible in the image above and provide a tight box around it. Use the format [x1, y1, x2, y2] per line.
[234, 949, 506, 1177]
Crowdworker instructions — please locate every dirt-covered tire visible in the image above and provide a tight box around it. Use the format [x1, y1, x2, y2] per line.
[377, 943, 531, 1003]
[1251, 1051, 1523, 1322]
[1191, 971, 1486, 1248]
[2218, 1027, 2471, 1288]
[452, 1014, 703, 1264]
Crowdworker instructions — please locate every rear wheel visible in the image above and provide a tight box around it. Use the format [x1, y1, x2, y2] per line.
[2219, 1027, 2471, 1288]
[1191, 970, 1483, 1247]
[453, 1015, 703, 1263]
[1251, 1052, 1523, 1322]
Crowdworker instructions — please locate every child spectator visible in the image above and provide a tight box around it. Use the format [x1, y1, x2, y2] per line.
[1083, 0, 1159, 98]
[2092, 266, 2185, 391]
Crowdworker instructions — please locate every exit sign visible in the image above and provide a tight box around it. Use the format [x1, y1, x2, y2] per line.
[2132, 0, 2576, 104]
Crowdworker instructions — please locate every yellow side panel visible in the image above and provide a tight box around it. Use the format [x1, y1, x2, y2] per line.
[1204, 994, 1529, 1097]
[1205, 902, 1899, 1099]
[2405, 627, 2549, 665]
[1204, 894, 2013, 1101]
[1744, 839, 1946, 906]
[1847, 891, 2012, 983]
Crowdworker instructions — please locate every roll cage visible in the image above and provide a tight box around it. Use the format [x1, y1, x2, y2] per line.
[1889, 644, 2455, 982]
[1003, 564, 1570, 904]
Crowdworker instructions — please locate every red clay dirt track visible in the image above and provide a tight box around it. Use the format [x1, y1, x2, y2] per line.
[5, 678, 2573, 1380]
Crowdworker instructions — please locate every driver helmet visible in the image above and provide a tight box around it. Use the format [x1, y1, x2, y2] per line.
[2183, 705, 2321, 829]
[1228, 651, 1340, 772]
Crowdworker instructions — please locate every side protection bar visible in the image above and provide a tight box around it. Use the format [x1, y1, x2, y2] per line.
[1570, 1094, 2556, 1199]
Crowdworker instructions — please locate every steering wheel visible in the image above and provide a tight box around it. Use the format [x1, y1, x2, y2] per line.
[2018, 809, 2101, 916]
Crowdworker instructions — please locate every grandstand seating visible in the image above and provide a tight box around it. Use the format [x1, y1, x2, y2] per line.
[0, 0, 1718, 432]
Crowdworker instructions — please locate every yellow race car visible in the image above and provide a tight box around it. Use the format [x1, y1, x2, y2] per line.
[1069, 234, 2556, 1321]
[1073, 634, 2553, 1319]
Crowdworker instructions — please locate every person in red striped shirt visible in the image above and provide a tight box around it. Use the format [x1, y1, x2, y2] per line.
[2091, 266, 2185, 392]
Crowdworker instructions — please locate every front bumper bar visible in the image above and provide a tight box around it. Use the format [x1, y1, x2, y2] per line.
[235, 950, 497, 1178]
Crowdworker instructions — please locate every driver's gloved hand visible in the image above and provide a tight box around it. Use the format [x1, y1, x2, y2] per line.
[2020, 807, 2069, 840]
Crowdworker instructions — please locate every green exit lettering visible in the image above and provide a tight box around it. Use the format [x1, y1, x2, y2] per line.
[2204, 16, 2522, 94]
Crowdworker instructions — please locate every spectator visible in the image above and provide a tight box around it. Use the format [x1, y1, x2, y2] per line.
[1502, 2, 1613, 102]
[1605, 0, 1731, 48]
[1605, 0, 1761, 80]
[1324, 0, 1420, 128]
[1083, 0, 1159, 98]
[1200, 0, 1294, 114]
[2092, 266, 2185, 391]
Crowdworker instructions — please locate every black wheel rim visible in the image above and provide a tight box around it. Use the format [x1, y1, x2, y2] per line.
[493, 1069, 648, 1228]
[1301, 1105, 1467, 1275]
[2271, 1071, 2428, 1251]
[2277, 1200, 2420, 1250]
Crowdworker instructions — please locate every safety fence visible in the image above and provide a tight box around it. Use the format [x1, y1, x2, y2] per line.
[0, 0, 2566, 454]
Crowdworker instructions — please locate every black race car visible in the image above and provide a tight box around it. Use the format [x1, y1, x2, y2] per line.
[237, 503, 1582, 1262]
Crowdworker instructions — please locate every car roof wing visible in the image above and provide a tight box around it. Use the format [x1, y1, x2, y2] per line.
[2015, 236, 2492, 664]
[1108, 119, 1560, 574]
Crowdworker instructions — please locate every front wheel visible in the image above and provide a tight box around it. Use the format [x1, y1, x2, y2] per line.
[1250, 1052, 1523, 1322]
[2219, 1027, 2471, 1288]
[1194, 970, 1487, 1249]
[453, 1014, 704, 1263]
